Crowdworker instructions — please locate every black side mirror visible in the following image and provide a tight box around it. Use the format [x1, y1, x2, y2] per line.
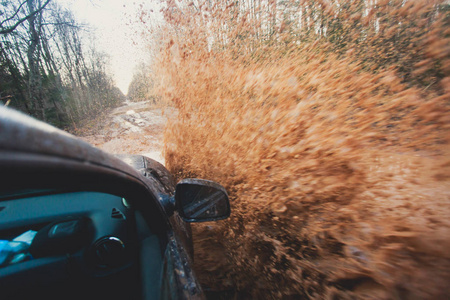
[175, 179, 230, 222]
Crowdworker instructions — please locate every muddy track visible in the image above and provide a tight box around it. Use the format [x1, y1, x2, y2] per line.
[78, 100, 175, 165]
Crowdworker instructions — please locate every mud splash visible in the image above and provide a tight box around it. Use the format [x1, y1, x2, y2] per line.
[149, 0, 450, 298]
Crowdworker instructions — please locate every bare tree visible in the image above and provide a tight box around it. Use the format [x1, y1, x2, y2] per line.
[0, 0, 124, 127]
[0, 0, 51, 35]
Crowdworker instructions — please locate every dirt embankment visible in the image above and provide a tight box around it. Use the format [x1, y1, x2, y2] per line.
[77, 100, 174, 164]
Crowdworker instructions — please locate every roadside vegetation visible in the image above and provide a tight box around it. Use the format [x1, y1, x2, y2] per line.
[0, 0, 124, 129]
[128, 62, 155, 102]
[148, 0, 450, 298]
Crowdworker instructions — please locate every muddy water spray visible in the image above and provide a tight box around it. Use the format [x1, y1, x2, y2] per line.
[149, 0, 450, 298]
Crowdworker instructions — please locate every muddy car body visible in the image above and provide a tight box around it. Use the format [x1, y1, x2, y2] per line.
[0, 106, 230, 299]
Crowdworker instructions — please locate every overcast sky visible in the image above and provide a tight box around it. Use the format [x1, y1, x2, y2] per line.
[55, 0, 162, 94]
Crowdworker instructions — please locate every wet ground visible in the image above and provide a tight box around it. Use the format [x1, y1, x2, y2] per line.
[78, 100, 174, 164]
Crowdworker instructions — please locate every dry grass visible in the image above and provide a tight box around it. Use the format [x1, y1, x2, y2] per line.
[148, 0, 450, 298]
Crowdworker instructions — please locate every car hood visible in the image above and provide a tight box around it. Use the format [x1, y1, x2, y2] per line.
[0, 106, 143, 180]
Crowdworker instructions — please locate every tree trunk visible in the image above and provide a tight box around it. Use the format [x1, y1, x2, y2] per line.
[27, 0, 46, 121]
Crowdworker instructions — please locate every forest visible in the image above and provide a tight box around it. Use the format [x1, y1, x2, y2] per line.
[0, 0, 124, 129]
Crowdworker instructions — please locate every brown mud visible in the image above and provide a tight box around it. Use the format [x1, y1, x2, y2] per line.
[149, 0, 450, 298]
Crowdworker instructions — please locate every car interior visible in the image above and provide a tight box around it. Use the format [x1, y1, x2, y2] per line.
[0, 107, 213, 300]
[0, 190, 165, 299]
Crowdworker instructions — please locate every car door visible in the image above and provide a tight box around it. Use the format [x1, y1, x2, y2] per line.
[0, 106, 230, 300]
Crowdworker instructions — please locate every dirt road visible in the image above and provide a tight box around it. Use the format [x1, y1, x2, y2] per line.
[79, 100, 173, 165]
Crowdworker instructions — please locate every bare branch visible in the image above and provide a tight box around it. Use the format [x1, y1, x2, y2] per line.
[41, 21, 80, 28]
[0, 0, 52, 35]
[0, 0, 28, 27]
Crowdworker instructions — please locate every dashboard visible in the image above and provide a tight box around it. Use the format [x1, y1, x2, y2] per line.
[0, 191, 163, 299]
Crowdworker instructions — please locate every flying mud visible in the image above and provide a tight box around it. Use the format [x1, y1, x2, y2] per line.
[149, 0, 450, 298]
